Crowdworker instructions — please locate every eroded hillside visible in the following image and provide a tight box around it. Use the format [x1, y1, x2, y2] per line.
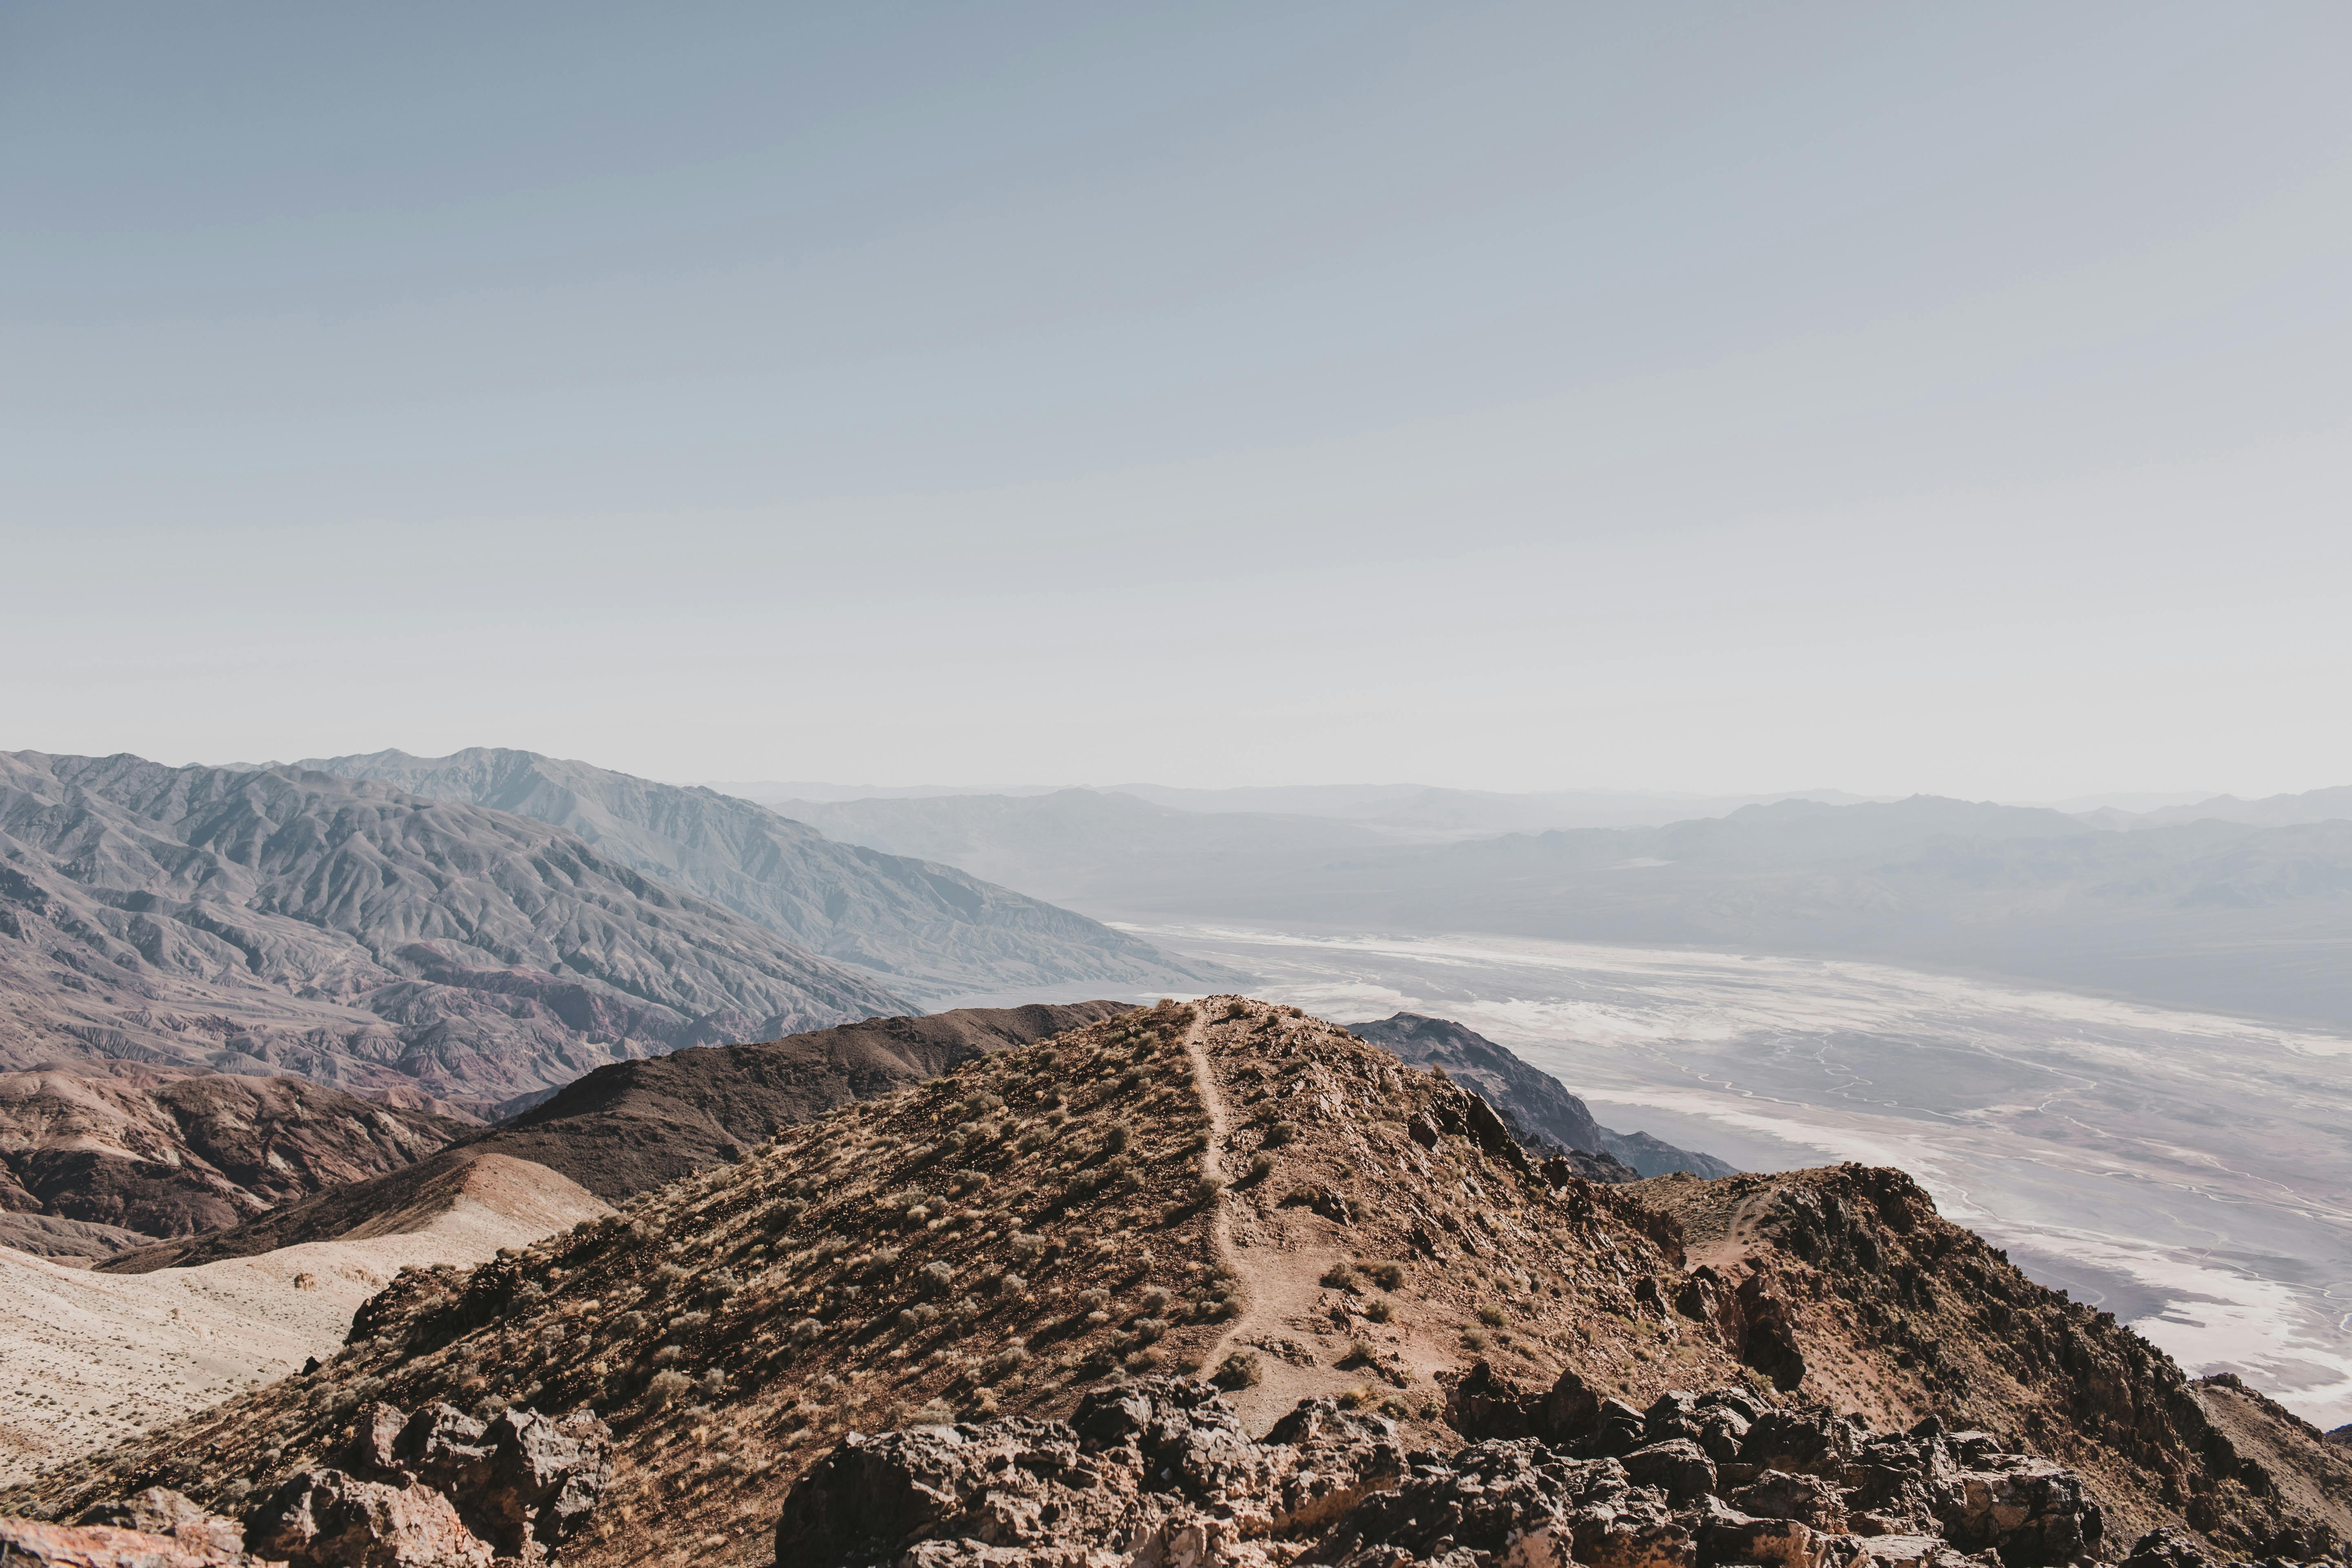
[0, 1067, 470, 1255]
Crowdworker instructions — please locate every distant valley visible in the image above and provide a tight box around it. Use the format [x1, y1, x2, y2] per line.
[767, 785, 2352, 1028]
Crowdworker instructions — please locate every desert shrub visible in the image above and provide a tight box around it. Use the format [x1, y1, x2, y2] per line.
[1365, 1298, 1394, 1324]
[1320, 1262, 1357, 1290]
[1264, 1121, 1299, 1147]
[1193, 1174, 1226, 1205]
[1104, 1123, 1132, 1153]
[790, 1318, 824, 1346]
[1211, 1350, 1263, 1390]
[651, 1345, 685, 1365]
[921, 1261, 956, 1295]
[1460, 1329, 1488, 1351]
[1477, 1302, 1508, 1327]
[1138, 1286, 1171, 1314]
[668, 1311, 710, 1332]
[1338, 1384, 1377, 1410]
[646, 1369, 694, 1409]
[1010, 1232, 1050, 1261]
[655, 1262, 688, 1285]
[697, 1368, 729, 1399]
[1223, 1001, 1250, 1020]
[997, 1271, 1027, 1296]
[1369, 1262, 1407, 1290]
[1132, 1317, 1168, 1344]
[1247, 1152, 1276, 1181]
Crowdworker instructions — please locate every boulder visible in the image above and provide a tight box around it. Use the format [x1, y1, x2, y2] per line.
[1590, 1398, 1654, 1458]
[74, 1491, 243, 1557]
[1933, 1456, 2102, 1567]
[348, 1399, 612, 1555]
[1621, 1439, 1718, 1504]
[1699, 1508, 1838, 1568]
[1741, 1408, 1863, 1477]
[1729, 1469, 1848, 1531]
[1066, 1377, 1270, 1503]
[243, 1469, 493, 1568]
[0, 1516, 243, 1568]
[473, 1407, 614, 1552]
[2118, 1526, 2215, 1568]
[1321, 1441, 1687, 1568]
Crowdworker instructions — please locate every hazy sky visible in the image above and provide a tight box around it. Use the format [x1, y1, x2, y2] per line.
[6, 4, 2349, 798]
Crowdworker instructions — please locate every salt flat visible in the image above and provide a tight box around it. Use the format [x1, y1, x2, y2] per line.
[1135, 922, 2352, 1428]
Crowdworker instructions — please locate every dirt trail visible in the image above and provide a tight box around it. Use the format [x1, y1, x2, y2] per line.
[1185, 1002, 1372, 1430]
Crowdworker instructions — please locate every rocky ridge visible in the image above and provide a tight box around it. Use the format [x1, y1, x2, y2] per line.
[1344, 1013, 1735, 1179]
[6, 1000, 2345, 1567]
[98, 1002, 1125, 1272]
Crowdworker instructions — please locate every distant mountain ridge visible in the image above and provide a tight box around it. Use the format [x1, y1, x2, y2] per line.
[305, 748, 1226, 1002]
[0, 751, 913, 1116]
[791, 785, 2352, 1028]
[2087, 783, 2352, 831]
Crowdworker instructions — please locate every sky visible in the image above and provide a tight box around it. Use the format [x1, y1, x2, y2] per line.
[5, 3, 2349, 799]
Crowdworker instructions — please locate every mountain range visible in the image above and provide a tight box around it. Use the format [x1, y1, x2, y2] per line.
[0, 751, 1217, 1118]
[304, 748, 1218, 1004]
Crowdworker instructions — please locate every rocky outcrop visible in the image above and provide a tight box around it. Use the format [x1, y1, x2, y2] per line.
[238, 1400, 609, 1567]
[772, 1376, 2114, 1568]
[0, 1490, 252, 1567]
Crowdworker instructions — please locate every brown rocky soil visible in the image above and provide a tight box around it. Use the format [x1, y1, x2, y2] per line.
[7, 999, 2346, 1566]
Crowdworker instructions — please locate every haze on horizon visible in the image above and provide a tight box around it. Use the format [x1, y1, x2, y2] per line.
[6, 4, 2350, 800]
